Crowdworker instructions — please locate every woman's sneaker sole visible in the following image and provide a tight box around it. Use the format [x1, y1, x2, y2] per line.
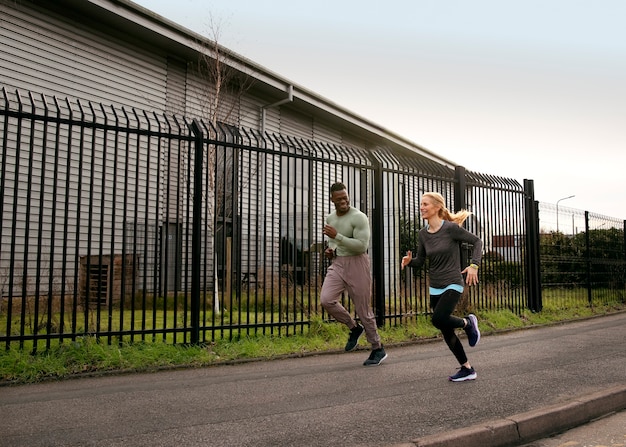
[449, 371, 477, 382]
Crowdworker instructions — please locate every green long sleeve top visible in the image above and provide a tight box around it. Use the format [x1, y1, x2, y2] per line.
[326, 207, 370, 256]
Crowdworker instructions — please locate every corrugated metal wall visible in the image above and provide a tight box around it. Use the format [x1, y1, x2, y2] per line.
[0, 2, 166, 111]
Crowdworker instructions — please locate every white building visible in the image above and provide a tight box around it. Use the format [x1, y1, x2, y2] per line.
[1, 0, 461, 303]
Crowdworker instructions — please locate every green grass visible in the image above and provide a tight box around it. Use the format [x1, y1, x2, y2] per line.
[1, 302, 624, 385]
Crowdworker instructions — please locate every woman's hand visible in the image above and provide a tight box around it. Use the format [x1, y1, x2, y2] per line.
[401, 250, 412, 270]
[462, 266, 479, 286]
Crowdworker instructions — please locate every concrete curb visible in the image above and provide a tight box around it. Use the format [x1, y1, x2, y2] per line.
[392, 384, 626, 447]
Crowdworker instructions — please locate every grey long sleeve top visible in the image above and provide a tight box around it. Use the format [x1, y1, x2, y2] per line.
[407, 220, 482, 288]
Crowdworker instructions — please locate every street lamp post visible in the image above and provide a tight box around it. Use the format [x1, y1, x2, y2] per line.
[556, 195, 575, 233]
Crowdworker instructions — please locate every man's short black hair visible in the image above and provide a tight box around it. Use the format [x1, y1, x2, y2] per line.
[330, 182, 346, 194]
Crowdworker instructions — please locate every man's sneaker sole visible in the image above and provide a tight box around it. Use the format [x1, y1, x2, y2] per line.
[345, 325, 364, 352]
[467, 314, 480, 347]
[363, 353, 388, 366]
[448, 371, 477, 382]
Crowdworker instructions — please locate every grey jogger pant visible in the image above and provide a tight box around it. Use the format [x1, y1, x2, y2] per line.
[320, 253, 381, 349]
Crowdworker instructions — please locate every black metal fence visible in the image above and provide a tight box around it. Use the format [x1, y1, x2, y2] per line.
[1, 88, 624, 350]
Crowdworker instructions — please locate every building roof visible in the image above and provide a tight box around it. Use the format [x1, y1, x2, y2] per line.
[49, 0, 456, 167]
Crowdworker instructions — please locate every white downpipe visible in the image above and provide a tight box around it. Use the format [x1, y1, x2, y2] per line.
[259, 85, 294, 283]
[260, 85, 294, 134]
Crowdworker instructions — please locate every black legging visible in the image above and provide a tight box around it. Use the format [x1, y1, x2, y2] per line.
[430, 289, 467, 365]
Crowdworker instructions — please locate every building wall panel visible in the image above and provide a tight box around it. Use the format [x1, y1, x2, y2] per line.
[1, 3, 166, 111]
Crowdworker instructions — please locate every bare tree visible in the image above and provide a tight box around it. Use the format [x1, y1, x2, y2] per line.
[189, 15, 255, 313]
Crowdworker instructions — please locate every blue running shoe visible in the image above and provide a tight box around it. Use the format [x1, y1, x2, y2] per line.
[465, 314, 480, 347]
[449, 366, 477, 382]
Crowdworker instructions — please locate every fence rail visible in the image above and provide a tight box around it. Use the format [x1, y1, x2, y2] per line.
[1, 87, 625, 350]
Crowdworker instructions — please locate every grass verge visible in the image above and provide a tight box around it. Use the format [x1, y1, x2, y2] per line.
[1, 302, 624, 385]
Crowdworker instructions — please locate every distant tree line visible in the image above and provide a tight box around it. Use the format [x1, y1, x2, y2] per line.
[400, 216, 625, 290]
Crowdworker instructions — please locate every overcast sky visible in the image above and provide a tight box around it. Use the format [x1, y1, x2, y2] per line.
[134, 0, 626, 220]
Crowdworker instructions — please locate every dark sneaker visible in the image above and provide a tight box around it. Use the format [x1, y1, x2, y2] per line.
[345, 324, 364, 352]
[448, 366, 477, 382]
[464, 314, 481, 347]
[363, 346, 387, 366]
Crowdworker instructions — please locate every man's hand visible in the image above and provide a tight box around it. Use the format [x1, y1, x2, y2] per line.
[323, 224, 337, 239]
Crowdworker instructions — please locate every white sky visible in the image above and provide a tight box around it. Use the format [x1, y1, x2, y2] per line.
[134, 0, 626, 219]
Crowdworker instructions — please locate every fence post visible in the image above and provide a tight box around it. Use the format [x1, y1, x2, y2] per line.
[585, 211, 592, 306]
[454, 166, 470, 268]
[454, 166, 467, 211]
[524, 179, 542, 311]
[189, 120, 203, 344]
[371, 160, 385, 326]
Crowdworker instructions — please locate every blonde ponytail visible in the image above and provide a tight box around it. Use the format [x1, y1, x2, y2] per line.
[423, 192, 472, 226]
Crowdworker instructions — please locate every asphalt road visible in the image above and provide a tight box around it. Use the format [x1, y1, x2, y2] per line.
[1, 312, 625, 447]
